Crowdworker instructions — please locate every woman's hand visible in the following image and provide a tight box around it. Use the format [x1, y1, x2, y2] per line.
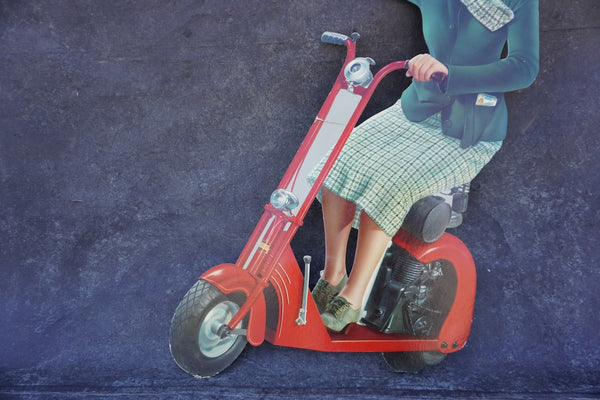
[406, 54, 448, 82]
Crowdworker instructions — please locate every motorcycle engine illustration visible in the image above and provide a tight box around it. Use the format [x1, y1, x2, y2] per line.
[362, 246, 457, 337]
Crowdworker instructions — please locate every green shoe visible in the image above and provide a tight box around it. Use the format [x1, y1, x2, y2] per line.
[321, 296, 361, 332]
[311, 273, 348, 313]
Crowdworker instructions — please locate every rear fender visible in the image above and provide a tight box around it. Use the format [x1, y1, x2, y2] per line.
[393, 229, 476, 353]
[201, 264, 266, 346]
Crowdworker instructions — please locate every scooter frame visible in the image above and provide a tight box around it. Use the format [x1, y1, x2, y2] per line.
[177, 31, 476, 367]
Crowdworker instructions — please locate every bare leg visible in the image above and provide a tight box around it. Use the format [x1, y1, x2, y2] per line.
[338, 211, 391, 309]
[321, 187, 355, 286]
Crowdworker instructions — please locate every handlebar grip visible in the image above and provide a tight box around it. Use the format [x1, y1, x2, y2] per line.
[404, 60, 447, 85]
[321, 31, 349, 45]
[430, 72, 447, 85]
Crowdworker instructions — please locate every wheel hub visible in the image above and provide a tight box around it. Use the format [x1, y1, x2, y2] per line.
[198, 300, 241, 358]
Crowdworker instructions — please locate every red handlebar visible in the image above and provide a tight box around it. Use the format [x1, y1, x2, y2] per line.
[322, 31, 447, 86]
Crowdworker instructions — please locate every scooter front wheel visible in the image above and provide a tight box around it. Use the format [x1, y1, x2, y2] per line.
[169, 280, 247, 378]
[382, 351, 446, 374]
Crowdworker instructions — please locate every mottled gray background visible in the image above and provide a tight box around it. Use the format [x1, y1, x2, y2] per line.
[1, 1, 599, 399]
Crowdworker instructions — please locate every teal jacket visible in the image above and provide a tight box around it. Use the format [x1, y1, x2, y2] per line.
[401, 0, 539, 148]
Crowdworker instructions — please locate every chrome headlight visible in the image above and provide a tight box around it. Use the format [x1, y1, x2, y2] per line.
[270, 189, 299, 211]
[344, 57, 375, 88]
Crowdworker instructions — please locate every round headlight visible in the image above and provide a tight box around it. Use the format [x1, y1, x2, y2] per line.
[270, 189, 299, 211]
[344, 57, 375, 87]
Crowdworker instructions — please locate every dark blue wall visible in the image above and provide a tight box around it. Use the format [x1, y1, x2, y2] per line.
[1, 1, 599, 399]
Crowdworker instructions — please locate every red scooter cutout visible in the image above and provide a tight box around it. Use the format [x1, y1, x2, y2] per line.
[169, 32, 476, 377]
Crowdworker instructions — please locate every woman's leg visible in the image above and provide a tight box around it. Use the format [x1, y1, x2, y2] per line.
[338, 211, 391, 309]
[322, 187, 391, 309]
[321, 187, 355, 286]
[320, 208, 391, 331]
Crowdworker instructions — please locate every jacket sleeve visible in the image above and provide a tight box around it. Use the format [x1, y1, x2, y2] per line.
[444, 0, 539, 96]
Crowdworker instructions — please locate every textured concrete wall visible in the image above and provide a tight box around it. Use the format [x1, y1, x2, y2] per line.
[1, 1, 599, 398]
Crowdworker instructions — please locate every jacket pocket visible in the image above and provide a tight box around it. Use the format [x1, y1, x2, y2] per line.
[441, 93, 503, 148]
[401, 81, 453, 122]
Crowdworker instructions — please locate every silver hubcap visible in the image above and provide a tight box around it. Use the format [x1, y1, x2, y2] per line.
[198, 300, 241, 358]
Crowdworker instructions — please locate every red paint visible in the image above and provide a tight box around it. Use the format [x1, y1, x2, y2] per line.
[199, 34, 472, 355]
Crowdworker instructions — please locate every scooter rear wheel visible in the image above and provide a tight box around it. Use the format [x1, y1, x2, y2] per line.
[382, 350, 446, 374]
[169, 279, 247, 378]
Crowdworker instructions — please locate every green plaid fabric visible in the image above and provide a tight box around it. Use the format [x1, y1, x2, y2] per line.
[308, 100, 502, 237]
[460, 0, 514, 32]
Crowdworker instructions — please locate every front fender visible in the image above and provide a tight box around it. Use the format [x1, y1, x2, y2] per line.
[201, 264, 266, 347]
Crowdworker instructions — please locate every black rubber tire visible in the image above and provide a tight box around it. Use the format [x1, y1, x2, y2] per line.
[382, 351, 447, 374]
[169, 280, 247, 378]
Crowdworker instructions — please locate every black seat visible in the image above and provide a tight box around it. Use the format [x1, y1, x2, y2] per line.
[400, 183, 470, 243]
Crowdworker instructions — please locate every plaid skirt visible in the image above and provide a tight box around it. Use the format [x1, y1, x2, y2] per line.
[308, 99, 502, 237]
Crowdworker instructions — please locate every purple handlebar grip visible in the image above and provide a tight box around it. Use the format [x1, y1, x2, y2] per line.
[405, 60, 447, 85]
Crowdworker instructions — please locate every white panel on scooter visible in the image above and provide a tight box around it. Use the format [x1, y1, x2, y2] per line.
[286, 89, 362, 212]
[323, 89, 362, 125]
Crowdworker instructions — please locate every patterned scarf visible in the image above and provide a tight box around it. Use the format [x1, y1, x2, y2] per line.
[460, 0, 514, 31]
